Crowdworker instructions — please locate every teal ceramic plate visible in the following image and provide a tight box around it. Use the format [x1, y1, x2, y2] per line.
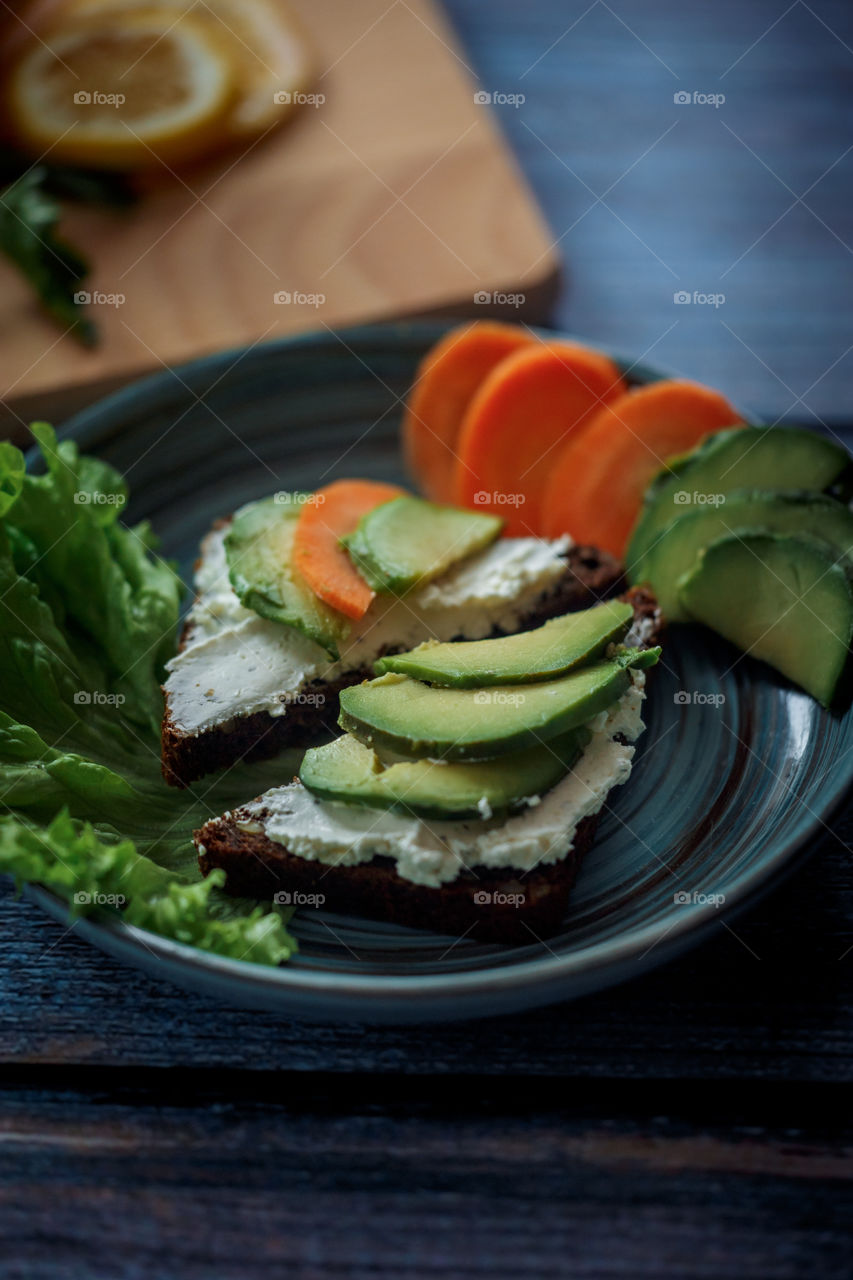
[26, 322, 853, 1022]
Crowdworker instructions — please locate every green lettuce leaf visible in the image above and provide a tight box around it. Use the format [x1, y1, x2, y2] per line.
[0, 812, 295, 966]
[0, 425, 299, 965]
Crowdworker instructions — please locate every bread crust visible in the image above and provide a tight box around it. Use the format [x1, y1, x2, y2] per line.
[162, 543, 627, 788]
[194, 584, 664, 943]
[197, 811, 600, 943]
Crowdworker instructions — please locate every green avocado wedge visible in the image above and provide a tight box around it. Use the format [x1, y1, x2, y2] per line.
[338, 648, 659, 762]
[299, 726, 591, 821]
[343, 495, 503, 595]
[627, 427, 853, 581]
[641, 491, 853, 622]
[374, 599, 634, 687]
[224, 496, 350, 659]
[678, 533, 853, 708]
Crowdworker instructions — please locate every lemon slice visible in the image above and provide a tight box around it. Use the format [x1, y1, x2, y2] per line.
[7, 11, 236, 169]
[59, 0, 316, 141]
[190, 0, 315, 138]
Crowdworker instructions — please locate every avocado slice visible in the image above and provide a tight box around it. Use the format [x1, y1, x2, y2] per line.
[627, 427, 852, 580]
[642, 490, 853, 621]
[343, 495, 503, 595]
[678, 533, 853, 707]
[299, 727, 591, 820]
[338, 649, 659, 761]
[374, 599, 634, 687]
[224, 497, 350, 658]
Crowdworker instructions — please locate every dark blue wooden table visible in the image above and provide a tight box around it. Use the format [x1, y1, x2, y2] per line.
[3, 3, 852, 1276]
[461, 0, 853, 428]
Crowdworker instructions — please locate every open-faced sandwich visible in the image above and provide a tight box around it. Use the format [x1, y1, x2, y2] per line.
[195, 591, 661, 942]
[179, 478, 663, 940]
[161, 485, 630, 787]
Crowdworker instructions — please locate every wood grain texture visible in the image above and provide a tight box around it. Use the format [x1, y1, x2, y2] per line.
[2, 811, 851, 1079]
[446, 0, 853, 423]
[0, 0, 558, 433]
[0, 1074, 850, 1279]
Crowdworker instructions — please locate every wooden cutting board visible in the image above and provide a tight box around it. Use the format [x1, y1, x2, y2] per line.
[0, 0, 559, 435]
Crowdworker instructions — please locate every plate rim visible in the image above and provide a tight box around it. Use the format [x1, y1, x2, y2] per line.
[18, 318, 853, 1020]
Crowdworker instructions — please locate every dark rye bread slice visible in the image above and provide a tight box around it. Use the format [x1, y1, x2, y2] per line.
[195, 586, 663, 944]
[198, 812, 598, 944]
[162, 543, 625, 788]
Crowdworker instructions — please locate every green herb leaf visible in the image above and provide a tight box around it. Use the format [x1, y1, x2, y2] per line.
[0, 167, 95, 345]
[39, 164, 137, 208]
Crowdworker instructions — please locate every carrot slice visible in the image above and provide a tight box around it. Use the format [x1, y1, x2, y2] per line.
[402, 321, 534, 503]
[293, 479, 406, 620]
[539, 380, 743, 558]
[453, 342, 626, 536]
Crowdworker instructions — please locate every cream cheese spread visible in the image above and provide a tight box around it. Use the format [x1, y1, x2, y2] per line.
[165, 522, 573, 735]
[222, 674, 647, 888]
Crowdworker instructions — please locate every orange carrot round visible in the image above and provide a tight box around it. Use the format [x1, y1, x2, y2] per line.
[453, 341, 626, 536]
[293, 478, 406, 620]
[402, 321, 534, 504]
[540, 379, 743, 558]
